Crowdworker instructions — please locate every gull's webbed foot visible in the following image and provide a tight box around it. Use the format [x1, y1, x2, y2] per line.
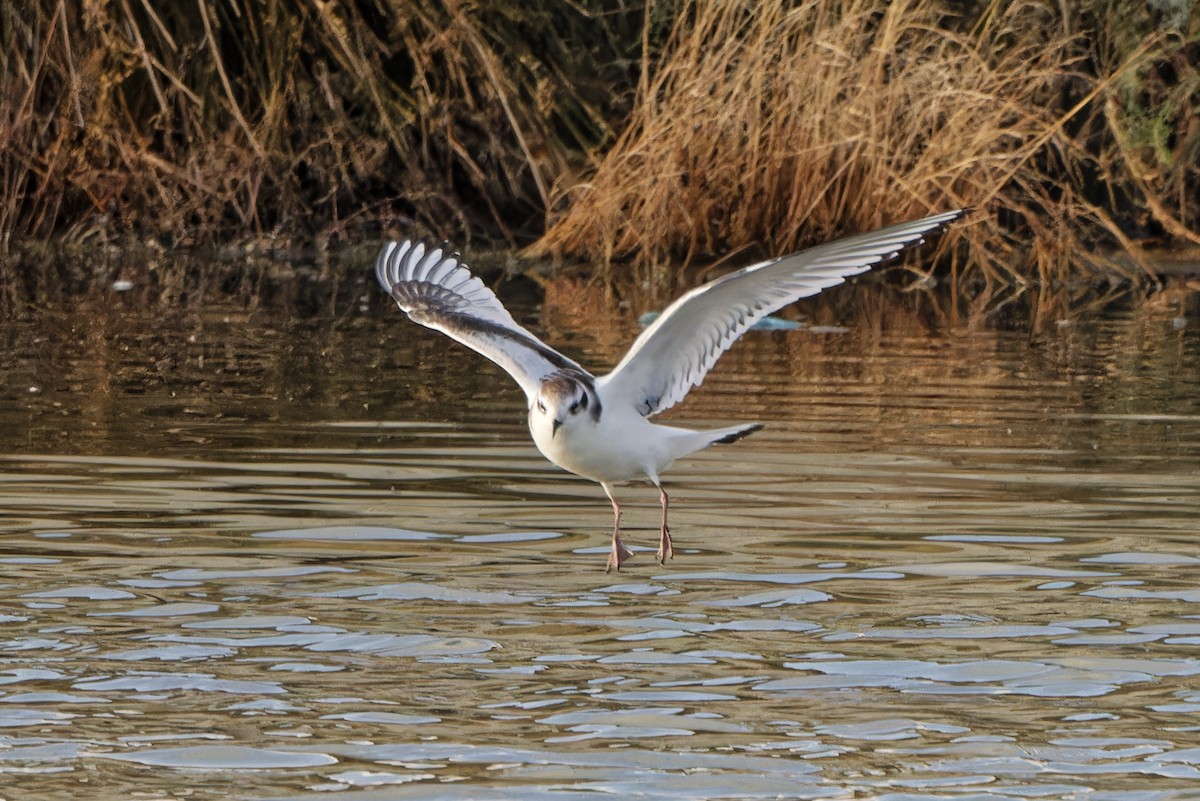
[656, 526, 673, 565]
[606, 533, 635, 573]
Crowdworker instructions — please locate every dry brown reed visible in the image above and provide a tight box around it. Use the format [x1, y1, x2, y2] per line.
[532, 0, 1199, 292]
[0, 0, 636, 256]
[0, 0, 1195, 300]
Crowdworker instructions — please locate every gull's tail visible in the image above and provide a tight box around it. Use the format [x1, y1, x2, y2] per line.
[709, 422, 764, 445]
[670, 422, 763, 463]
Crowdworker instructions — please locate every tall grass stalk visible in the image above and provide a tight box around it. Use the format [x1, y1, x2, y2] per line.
[0, 0, 636, 253]
[0, 0, 1195, 297]
[533, 0, 1198, 290]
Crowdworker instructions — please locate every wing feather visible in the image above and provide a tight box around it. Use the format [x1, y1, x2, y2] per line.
[598, 209, 966, 416]
[375, 240, 592, 402]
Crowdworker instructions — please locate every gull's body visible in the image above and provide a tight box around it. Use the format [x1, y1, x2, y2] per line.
[528, 389, 741, 484]
[376, 209, 965, 569]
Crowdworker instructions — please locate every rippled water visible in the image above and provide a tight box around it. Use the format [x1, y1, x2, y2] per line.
[1, 276, 1199, 799]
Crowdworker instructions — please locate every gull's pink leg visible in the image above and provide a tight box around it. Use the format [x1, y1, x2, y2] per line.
[602, 482, 634, 572]
[655, 482, 673, 564]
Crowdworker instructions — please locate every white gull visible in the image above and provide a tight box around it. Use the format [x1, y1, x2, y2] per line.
[376, 209, 966, 570]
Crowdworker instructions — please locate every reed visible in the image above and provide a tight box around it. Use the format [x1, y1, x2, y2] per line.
[0, 0, 636, 254]
[0, 0, 1195, 300]
[532, 0, 1199, 291]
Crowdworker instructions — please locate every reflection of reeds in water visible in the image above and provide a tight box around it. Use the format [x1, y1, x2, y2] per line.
[534, 271, 1199, 462]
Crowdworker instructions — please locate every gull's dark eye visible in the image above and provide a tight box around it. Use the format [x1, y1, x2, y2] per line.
[537, 400, 546, 414]
[569, 401, 580, 414]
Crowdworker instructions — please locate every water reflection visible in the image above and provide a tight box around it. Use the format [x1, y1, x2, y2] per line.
[0, 278, 1198, 798]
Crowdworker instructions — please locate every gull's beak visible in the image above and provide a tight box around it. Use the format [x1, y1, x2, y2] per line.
[552, 418, 562, 437]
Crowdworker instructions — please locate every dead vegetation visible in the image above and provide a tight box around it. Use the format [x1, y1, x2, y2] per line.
[0, 0, 636, 254]
[0, 0, 1196, 302]
[533, 0, 1200, 295]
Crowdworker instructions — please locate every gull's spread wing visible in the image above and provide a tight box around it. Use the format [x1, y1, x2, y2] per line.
[598, 209, 966, 416]
[376, 240, 591, 402]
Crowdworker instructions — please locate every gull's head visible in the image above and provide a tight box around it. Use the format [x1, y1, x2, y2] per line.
[534, 373, 598, 437]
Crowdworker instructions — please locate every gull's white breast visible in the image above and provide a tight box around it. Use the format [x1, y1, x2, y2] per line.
[528, 403, 682, 484]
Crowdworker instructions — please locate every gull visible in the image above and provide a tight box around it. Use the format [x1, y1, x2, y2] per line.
[375, 209, 966, 570]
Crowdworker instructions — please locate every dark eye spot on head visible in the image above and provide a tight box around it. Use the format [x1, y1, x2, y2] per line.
[537, 400, 546, 413]
[579, 394, 589, 410]
[569, 401, 579, 414]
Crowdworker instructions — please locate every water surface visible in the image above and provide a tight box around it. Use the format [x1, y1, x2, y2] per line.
[1, 277, 1198, 799]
